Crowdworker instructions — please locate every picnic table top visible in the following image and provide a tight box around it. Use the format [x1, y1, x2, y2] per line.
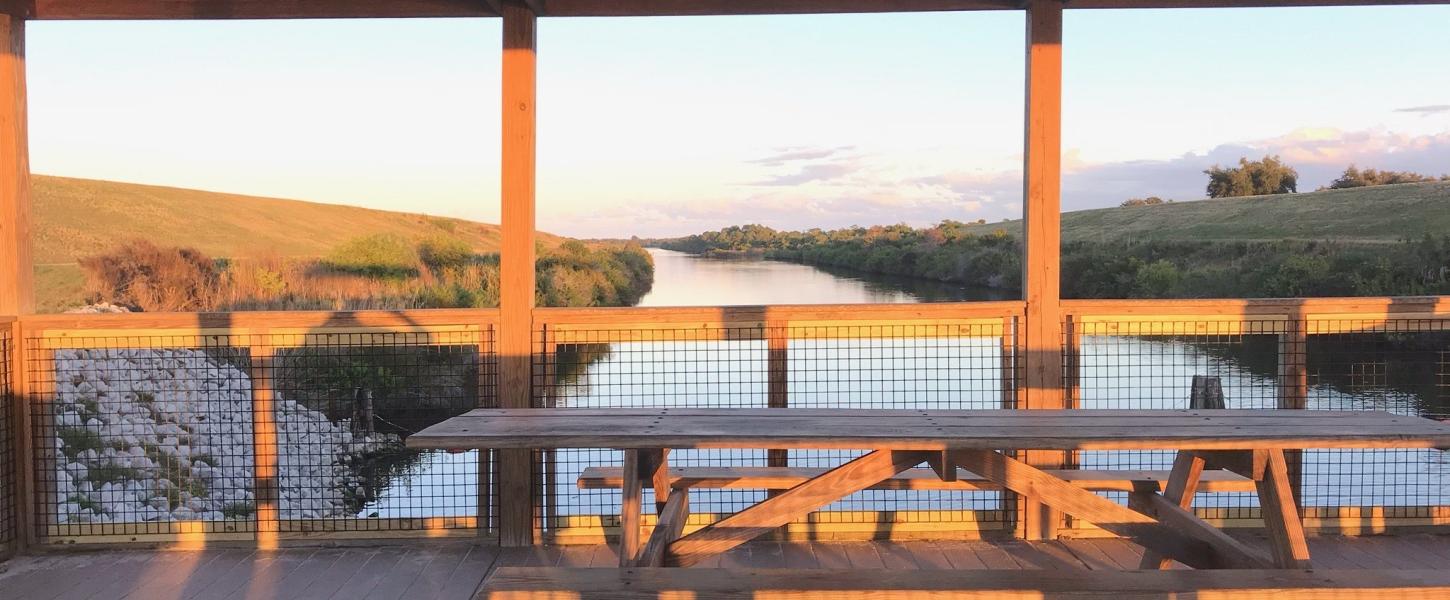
[405, 408, 1450, 451]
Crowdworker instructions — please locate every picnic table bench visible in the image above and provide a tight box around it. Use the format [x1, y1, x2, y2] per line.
[407, 407, 1450, 598]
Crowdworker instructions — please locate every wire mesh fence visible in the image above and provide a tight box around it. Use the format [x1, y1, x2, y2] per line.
[532, 319, 1015, 538]
[23, 324, 495, 542]
[1072, 318, 1282, 517]
[1300, 318, 1449, 511]
[1072, 315, 1449, 519]
[0, 325, 16, 553]
[5, 308, 1448, 545]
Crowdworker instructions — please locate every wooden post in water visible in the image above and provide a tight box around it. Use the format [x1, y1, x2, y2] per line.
[498, 0, 539, 547]
[1019, 0, 1066, 541]
[1191, 375, 1225, 410]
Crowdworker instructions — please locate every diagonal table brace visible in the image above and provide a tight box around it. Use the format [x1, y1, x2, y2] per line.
[664, 449, 934, 567]
[952, 449, 1246, 570]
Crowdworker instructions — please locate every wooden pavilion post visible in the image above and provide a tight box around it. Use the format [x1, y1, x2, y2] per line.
[498, 0, 539, 547]
[1018, 0, 1067, 541]
[0, 10, 28, 318]
[0, 10, 31, 556]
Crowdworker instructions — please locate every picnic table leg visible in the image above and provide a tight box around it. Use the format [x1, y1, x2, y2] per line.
[621, 448, 668, 566]
[1256, 449, 1312, 569]
[1134, 451, 1206, 569]
[652, 449, 672, 513]
[620, 449, 643, 566]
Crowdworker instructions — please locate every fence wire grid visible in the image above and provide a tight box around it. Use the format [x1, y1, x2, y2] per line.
[532, 321, 1016, 536]
[1074, 317, 1448, 518]
[25, 326, 495, 542]
[7, 311, 1449, 544]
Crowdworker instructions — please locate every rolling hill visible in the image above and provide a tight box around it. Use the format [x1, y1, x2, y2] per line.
[959, 181, 1450, 243]
[33, 175, 563, 264]
[30, 175, 565, 312]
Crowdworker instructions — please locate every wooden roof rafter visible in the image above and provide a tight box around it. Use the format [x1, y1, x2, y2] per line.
[15, 0, 1450, 19]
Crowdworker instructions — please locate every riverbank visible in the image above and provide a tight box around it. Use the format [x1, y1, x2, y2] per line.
[653, 223, 1450, 299]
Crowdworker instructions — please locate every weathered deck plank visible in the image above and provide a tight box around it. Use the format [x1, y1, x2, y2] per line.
[0, 536, 1445, 600]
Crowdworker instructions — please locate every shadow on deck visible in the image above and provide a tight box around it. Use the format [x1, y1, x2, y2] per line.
[1, 533, 1448, 600]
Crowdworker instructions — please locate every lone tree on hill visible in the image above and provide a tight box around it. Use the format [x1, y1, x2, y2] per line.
[1204, 155, 1298, 198]
[1323, 165, 1450, 190]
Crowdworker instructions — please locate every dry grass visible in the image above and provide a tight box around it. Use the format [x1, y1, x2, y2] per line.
[30, 175, 568, 310]
[32, 174, 565, 264]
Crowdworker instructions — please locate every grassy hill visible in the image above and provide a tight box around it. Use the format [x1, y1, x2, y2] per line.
[960, 181, 1450, 243]
[31, 175, 566, 312]
[34, 175, 563, 264]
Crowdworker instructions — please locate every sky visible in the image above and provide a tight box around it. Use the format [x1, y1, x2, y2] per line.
[25, 6, 1450, 239]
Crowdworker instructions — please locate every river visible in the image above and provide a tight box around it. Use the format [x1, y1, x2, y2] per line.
[363, 249, 1447, 521]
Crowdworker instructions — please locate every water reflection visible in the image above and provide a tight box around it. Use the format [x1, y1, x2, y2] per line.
[639, 249, 1008, 306]
[365, 249, 1448, 521]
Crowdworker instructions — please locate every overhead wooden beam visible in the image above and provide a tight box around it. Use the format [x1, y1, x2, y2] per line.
[1019, 0, 1066, 542]
[497, 0, 537, 548]
[30, 0, 495, 19]
[1071, 0, 1450, 7]
[542, 0, 1015, 15]
[24, 0, 1450, 19]
[0, 11, 29, 317]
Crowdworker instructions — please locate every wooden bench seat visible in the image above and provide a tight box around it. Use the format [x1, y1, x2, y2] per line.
[479, 567, 1450, 599]
[578, 465, 1257, 493]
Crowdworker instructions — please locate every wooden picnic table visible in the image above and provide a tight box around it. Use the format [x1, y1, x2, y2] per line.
[407, 408, 1450, 571]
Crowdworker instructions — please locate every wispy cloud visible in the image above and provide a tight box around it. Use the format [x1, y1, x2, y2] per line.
[550, 127, 1450, 238]
[1395, 104, 1450, 116]
[747, 145, 857, 167]
[749, 160, 863, 186]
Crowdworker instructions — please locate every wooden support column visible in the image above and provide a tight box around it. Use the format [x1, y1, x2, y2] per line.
[0, 12, 30, 317]
[1019, 0, 1066, 541]
[498, 0, 539, 548]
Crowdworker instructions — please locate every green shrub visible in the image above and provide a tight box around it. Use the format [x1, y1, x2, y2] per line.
[58, 427, 104, 459]
[323, 234, 419, 278]
[418, 235, 475, 273]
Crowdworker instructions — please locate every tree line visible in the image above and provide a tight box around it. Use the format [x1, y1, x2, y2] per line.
[653, 223, 1450, 299]
[1121, 159, 1448, 206]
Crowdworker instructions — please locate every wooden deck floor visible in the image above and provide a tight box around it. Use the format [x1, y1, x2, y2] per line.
[1, 534, 1448, 600]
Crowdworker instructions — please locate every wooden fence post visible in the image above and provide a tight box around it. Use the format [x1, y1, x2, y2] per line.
[249, 335, 280, 550]
[7, 319, 32, 554]
[498, 0, 539, 547]
[1019, 0, 1066, 541]
[766, 322, 789, 472]
[1277, 318, 1308, 510]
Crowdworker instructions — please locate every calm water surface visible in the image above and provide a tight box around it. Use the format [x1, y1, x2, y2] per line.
[372, 249, 1447, 519]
